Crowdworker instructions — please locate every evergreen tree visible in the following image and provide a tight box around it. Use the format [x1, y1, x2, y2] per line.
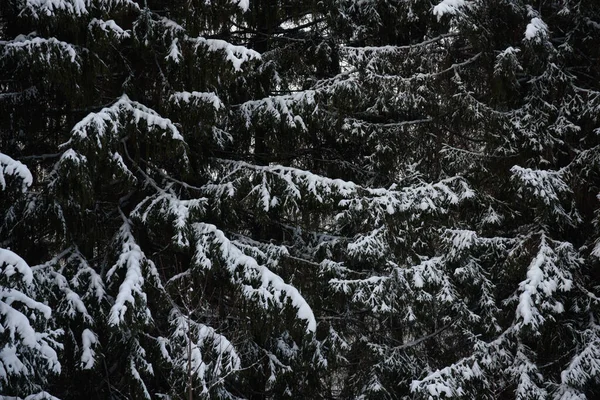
[1, 0, 600, 399]
[313, 0, 600, 398]
[1, 0, 330, 398]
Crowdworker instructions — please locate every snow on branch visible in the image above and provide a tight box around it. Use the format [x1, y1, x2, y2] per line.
[24, 0, 91, 18]
[329, 275, 391, 313]
[68, 94, 184, 147]
[110, 151, 136, 183]
[330, 250, 476, 320]
[0, 153, 33, 192]
[443, 229, 515, 260]
[132, 190, 207, 248]
[341, 33, 457, 64]
[346, 226, 388, 261]
[553, 387, 587, 400]
[508, 344, 548, 399]
[192, 223, 317, 332]
[23, 0, 139, 18]
[165, 38, 182, 63]
[88, 18, 131, 40]
[231, 0, 249, 12]
[80, 329, 98, 370]
[410, 354, 484, 397]
[1, 35, 81, 68]
[433, 0, 468, 21]
[510, 166, 575, 222]
[231, 234, 290, 272]
[524, 17, 549, 43]
[0, 248, 61, 385]
[222, 159, 356, 197]
[169, 309, 241, 393]
[12, 391, 62, 400]
[30, 247, 104, 323]
[237, 91, 316, 131]
[152, 16, 260, 71]
[193, 37, 261, 71]
[208, 159, 356, 212]
[514, 234, 575, 330]
[557, 324, 600, 393]
[410, 330, 517, 398]
[511, 166, 570, 204]
[339, 176, 474, 224]
[127, 339, 154, 400]
[40, 268, 92, 322]
[209, 161, 473, 229]
[0, 248, 34, 285]
[170, 91, 224, 111]
[106, 220, 156, 326]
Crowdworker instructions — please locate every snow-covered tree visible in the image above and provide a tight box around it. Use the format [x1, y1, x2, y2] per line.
[1, 0, 331, 398]
[2, 0, 600, 398]
[271, 0, 600, 398]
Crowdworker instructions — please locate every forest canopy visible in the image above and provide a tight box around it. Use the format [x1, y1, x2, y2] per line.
[1, 0, 600, 399]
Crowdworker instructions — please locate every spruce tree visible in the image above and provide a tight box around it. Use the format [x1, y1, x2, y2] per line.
[311, 0, 600, 398]
[0, 0, 331, 398]
[2, 0, 600, 399]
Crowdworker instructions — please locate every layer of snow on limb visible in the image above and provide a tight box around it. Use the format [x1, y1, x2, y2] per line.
[165, 38, 182, 63]
[524, 17, 549, 42]
[558, 326, 600, 388]
[593, 238, 600, 259]
[170, 311, 241, 384]
[133, 191, 206, 248]
[153, 17, 261, 71]
[0, 249, 61, 381]
[159, 16, 260, 70]
[239, 91, 316, 130]
[171, 91, 224, 110]
[510, 166, 570, 205]
[194, 37, 261, 71]
[3, 36, 79, 65]
[219, 159, 356, 200]
[25, 0, 90, 17]
[80, 329, 98, 369]
[233, 0, 249, 12]
[106, 222, 149, 325]
[89, 18, 130, 39]
[410, 357, 483, 397]
[25, 0, 139, 17]
[193, 223, 317, 332]
[0, 153, 33, 191]
[0, 248, 34, 285]
[67, 250, 106, 300]
[58, 149, 87, 167]
[433, 0, 466, 20]
[515, 236, 573, 328]
[70, 94, 184, 145]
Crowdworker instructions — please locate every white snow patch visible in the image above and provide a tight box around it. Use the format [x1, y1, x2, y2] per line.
[89, 18, 130, 39]
[0, 153, 33, 192]
[69, 94, 184, 144]
[106, 222, 150, 326]
[166, 38, 182, 63]
[524, 17, 549, 42]
[80, 329, 97, 369]
[433, 0, 467, 20]
[193, 37, 260, 71]
[233, 0, 249, 12]
[170, 91, 223, 110]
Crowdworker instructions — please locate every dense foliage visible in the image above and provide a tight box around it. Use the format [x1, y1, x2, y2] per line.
[1, 0, 600, 399]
